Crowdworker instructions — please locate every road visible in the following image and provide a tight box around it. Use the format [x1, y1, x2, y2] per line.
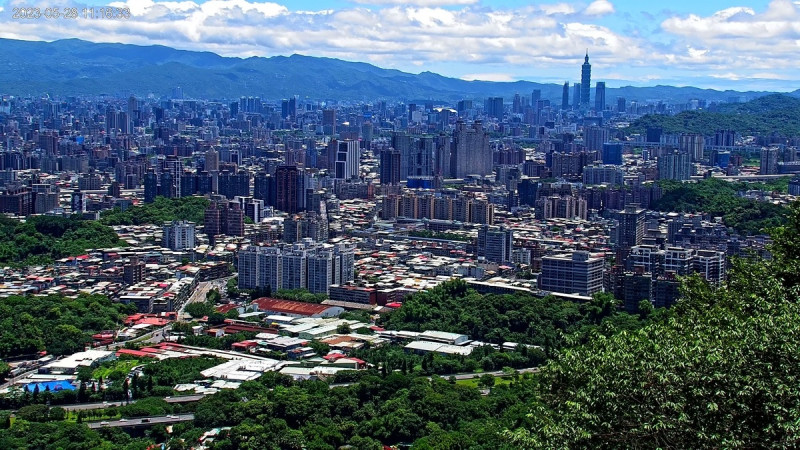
[61, 394, 208, 411]
[86, 413, 194, 429]
[56, 368, 539, 412]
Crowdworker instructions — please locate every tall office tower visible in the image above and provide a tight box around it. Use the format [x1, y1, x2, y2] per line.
[380, 148, 402, 185]
[162, 157, 184, 198]
[679, 133, 705, 162]
[572, 83, 581, 108]
[485, 97, 504, 118]
[601, 142, 624, 165]
[254, 173, 275, 207]
[434, 134, 451, 179]
[218, 171, 250, 199]
[162, 220, 196, 251]
[205, 149, 219, 172]
[334, 139, 360, 180]
[512, 93, 522, 114]
[657, 152, 692, 180]
[281, 99, 289, 118]
[451, 120, 491, 178]
[409, 136, 434, 178]
[391, 132, 413, 180]
[322, 109, 336, 135]
[646, 127, 663, 143]
[595, 81, 606, 111]
[760, 148, 779, 175]
[531, 89, 541, 105]
[477, 225, 514, 263]
[581, 51, 591, 108]
[407, 103, 417, 122]
[539, 251, 604, 296]
[561, 82, 570, 110]
[275, 165, 299, 214]
[584, 126, 609, 152]
[127, 95, 138, 124]
[144, 170, 158, 203]
[617, 97, 626, 113]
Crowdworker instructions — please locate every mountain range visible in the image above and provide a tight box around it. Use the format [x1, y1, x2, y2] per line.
[0, 38, 796, 103]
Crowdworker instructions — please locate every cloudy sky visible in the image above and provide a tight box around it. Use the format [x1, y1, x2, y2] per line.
[0, 0, 796, 90]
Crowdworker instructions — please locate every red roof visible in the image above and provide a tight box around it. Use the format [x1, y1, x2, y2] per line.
[251, 298, 334, 316]
[385, 302, 403, 308]
[216, 304, 239, 314]
[116, 349, 157, 358]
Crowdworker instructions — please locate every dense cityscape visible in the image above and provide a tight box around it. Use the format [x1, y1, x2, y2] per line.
[1, 28, 800, 449]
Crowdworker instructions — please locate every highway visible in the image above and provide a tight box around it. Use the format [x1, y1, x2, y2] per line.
[61, 394, 208, 412]
[87, 413, 194, 429]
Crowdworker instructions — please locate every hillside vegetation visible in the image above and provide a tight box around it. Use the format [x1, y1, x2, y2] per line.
[100, 196, 209, 226]
[652, 177, 788, 235]
[628, 94, 800, 136]
[0, 215, 123, 266]
[0, 294, 135, 358]
[506, 201, 800, 448]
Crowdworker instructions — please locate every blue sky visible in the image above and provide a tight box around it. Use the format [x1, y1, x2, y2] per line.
[0, 0, 795, 91]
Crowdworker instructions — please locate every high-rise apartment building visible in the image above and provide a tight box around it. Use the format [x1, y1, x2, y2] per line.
[162, 220, 196, 251]
[657, 152, 692, 180]
[238, 241, 355, 295]
[539, 251, 604, 296]
[679, 133, 705, 162]
[451, 120, 491, 178]
[477, 225, 514, 263]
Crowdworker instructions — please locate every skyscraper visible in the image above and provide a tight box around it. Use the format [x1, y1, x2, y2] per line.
[322, 109, 336, 135]
[380, 148, 401, 185]
[561, 82, 570, 110]
[275, 165, 299, 214]
[531, 89, 541, 105]
[595, 81, 606, 111]
[679, 133, 705, 163]
[581, 51, 591, 108]
[334, 140, 360, 180]
[573, 83, 581, 108]
[451, 120, 491, 178]
[658, 152, 692, 180]
[617, 97, 626, 113]
[760, 148, 779, 175]
[584, 126, 609, 152]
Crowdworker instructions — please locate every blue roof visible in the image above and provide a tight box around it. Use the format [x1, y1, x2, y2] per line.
[24, 381, 76, 392]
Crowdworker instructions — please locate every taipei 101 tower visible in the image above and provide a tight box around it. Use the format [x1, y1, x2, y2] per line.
[581, 51, 591, 108]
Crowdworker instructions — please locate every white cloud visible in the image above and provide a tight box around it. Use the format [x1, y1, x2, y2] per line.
[660, 0, 800, 73]
[350, 0, 478, 6]
[583, 0, 614, 16]
[461, 73, 515, 82]
[1, 0, 796, 89]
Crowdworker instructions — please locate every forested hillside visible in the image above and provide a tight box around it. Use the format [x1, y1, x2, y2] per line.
[0, 215, 123, 266]
[627, 94, 800, 136]
[507, 201, 800, 448]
